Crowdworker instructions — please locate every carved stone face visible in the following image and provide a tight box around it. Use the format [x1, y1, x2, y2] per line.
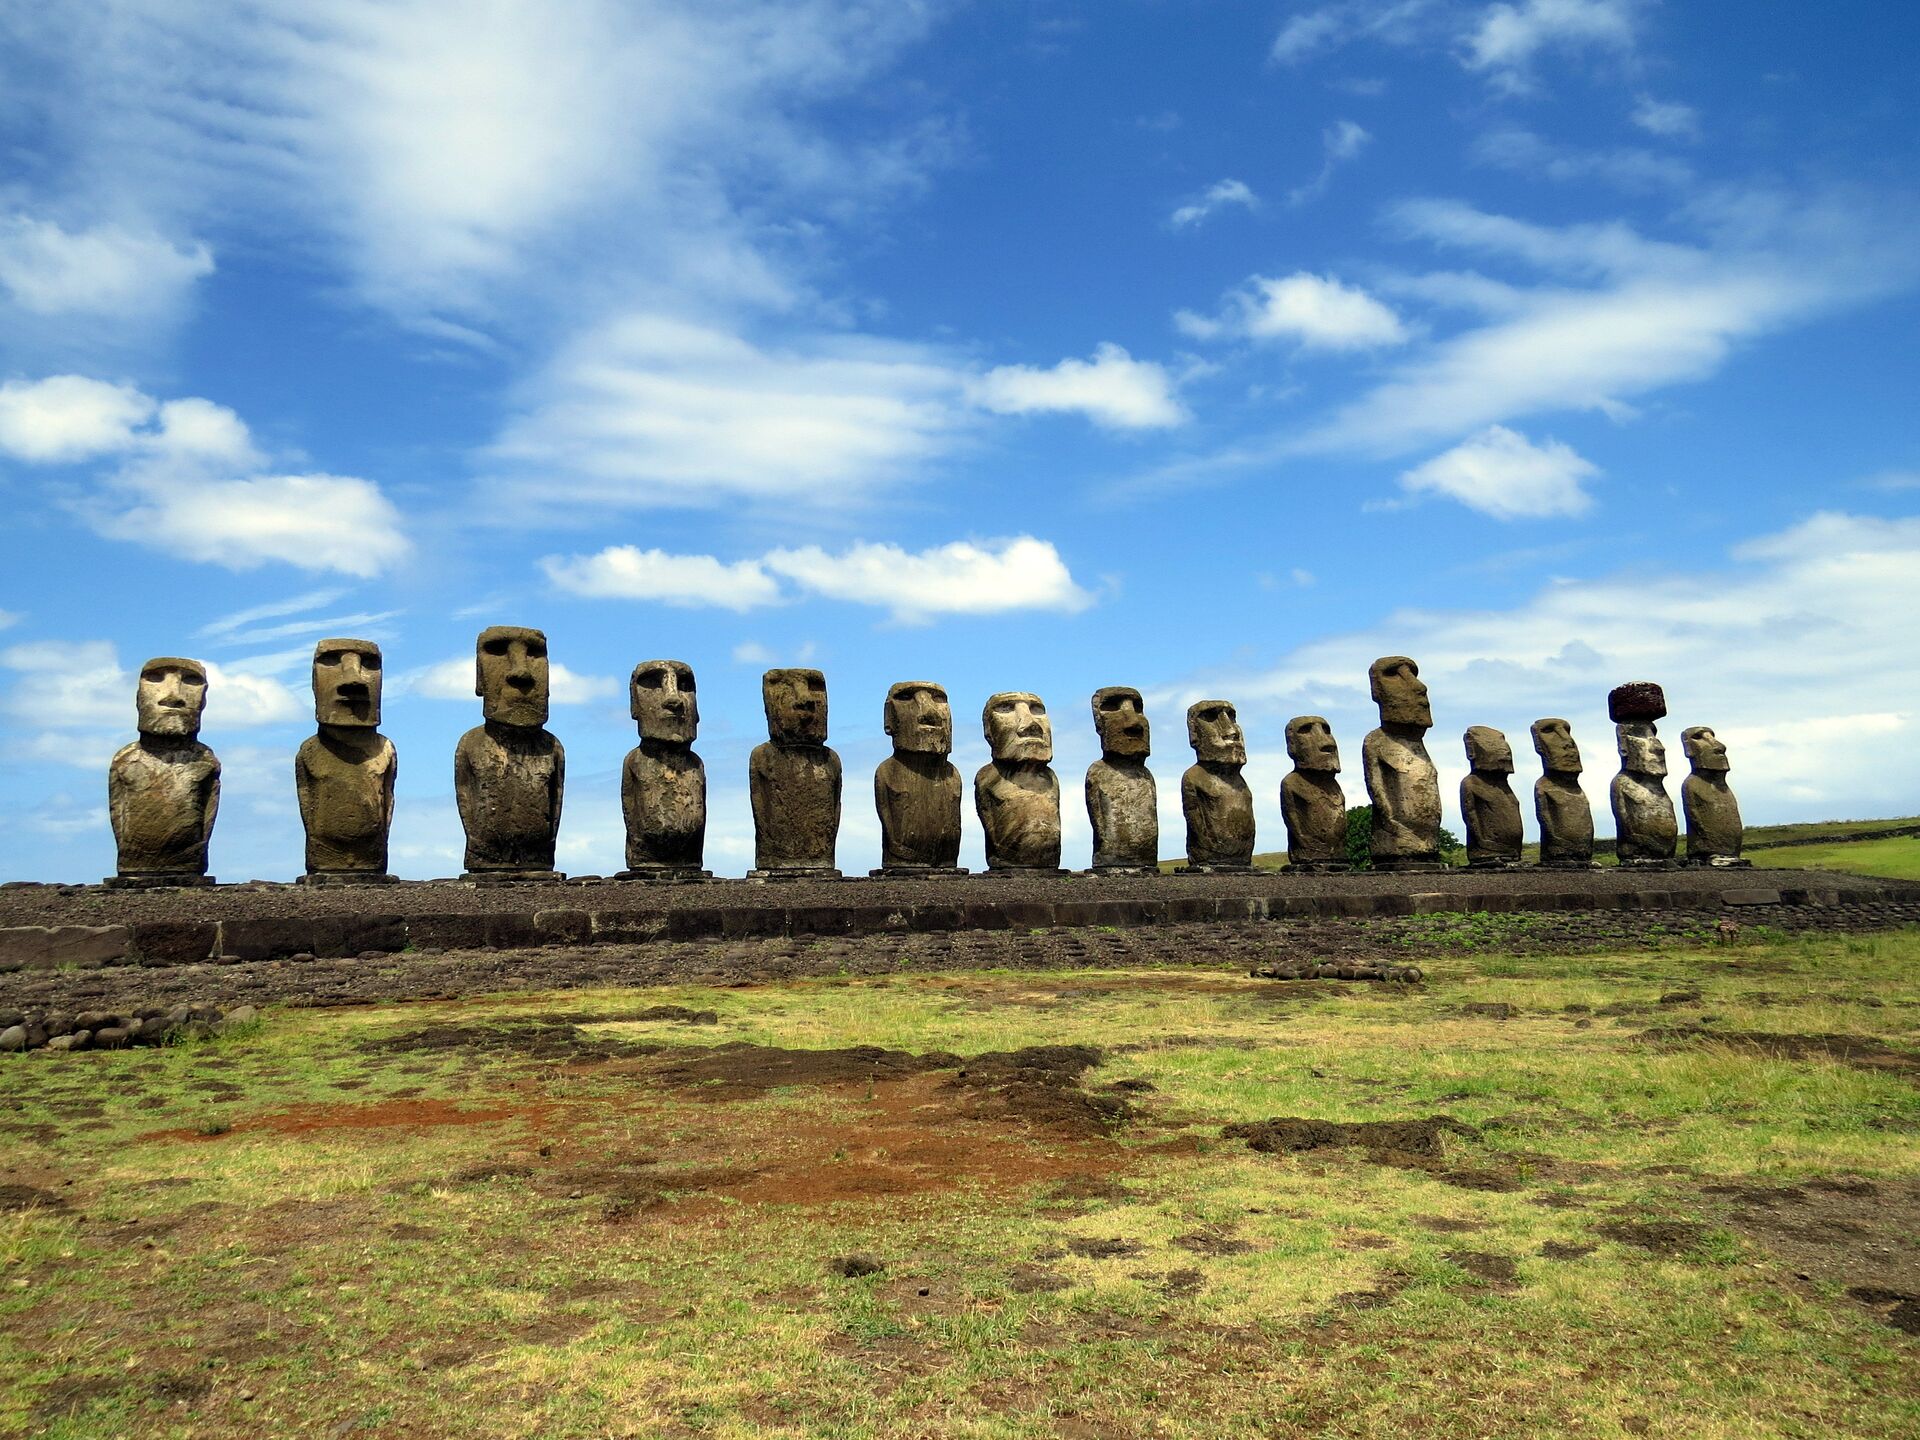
[312, 638, 382, 728]
[1617, 722, 1667, 777]
[1369, 655, 1431, 729]
[763, 668, 828, 745]
[135, 656, 207, 739]
[1683, 725, 1729, 773]
[1285, 715, 1339, 773]
[1464, 725, 1514, 775]
[984, 691, 1052, 763]
[1532, 718, 1582, 774]
[885, 681, 952, 756]
[1187, 700, 1246, 766]
[476, 626, 550, 727]
[1092, 686, 1149, 759]
[631, 659, 697, 744]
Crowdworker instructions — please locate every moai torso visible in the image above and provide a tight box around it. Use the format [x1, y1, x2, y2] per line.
[624, 743, 706, 871]
[1611, 771, 1677, 862]
[751, 742, 842, 870]
[877, 754, 963, 869]
[975, 762, 1062, 870]
[1183, 763, 1255, 867]
[1534, 775, 1595, 865]
[297, 730, 397, 874]
[109, 739, 220, 878]
[1086, 759, 1158, 869]
[1363, 728, 1441, 860]
[456, 722, 564, 872]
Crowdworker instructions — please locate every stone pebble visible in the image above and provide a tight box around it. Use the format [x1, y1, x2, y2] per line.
[0, 1000, 244, 1056]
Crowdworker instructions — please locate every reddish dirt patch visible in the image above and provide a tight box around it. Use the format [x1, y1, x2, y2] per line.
[145, 1095, 531, 1142]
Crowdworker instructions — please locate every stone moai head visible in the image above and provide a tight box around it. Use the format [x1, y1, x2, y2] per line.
[984, 691, 1052, 764]
[885, 681, 952, 756]
[1187, 700, 1246, 766]
[1683, 725, 1730, 774]
[1465, 725, 1514, 775]
[312, 638, 383, 728]
[631, 659, 697, 744]
[135, 657, 208, 739]
[763, 668, 828, 745]
[1616, 724, 1667, 777]
[1370, 655, 1432, 729]
[1532, 718, 1582, 774]
[476, 626, 550, 728]
[1285, 715, 1339, 774]
[1092, 686, 1150, 759]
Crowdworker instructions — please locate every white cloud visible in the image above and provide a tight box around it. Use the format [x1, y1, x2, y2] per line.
[0, 373, 410, 574]
[1399, 425, 1598, 518]
[0, 611, 18, 631]
[968, 344, 1188, 431]
[1178, 272, 1409, 350]
[1464, 0, 1638, 87]
[764, 537, 1093, 624]
[1301, 196, 1907, 456]
[1156, 510, 1920, 832]
[545, 536, 1094, 624]
[199, 589, 349, 639]
[1472, 127, 1692, 192]
[541, 547, 782, 611]
[0, 215, 212, 318]
[3, 1, 948, 329]
[1631, 95, 1700, 139]
[0, 639, 299, 730]
[731, 641, 776, 666]
[1170, 179, 1258, 229]
[1289, 120, 1372, 205]
[0, 376, 156, 463]
[489, 314, 965, 510]
[401, 656, 618, 705]
[1270, 2, 1442, 66]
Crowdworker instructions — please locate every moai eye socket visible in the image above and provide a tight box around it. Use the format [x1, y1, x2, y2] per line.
[360, 651, 381, 670]
[1099, 695, 1125, 712]
[678, 668, 696, 692]
[638, 669, 665, 690]
[483, 638, 510, 657]
[526, 641, 547, 660]
[807, 675, 825, 694]
[1030, 701, 1046, 716]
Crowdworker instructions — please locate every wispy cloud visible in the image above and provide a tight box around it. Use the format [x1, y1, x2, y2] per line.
[1398, 425, 1599, 518]
[1630, 94, 1701, 139]
[1289, 120, 1372, 205]
[1170, 179, 1258, 229]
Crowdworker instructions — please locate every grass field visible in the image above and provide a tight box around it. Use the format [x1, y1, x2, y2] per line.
[1750, 836, 1920, 881]
[4, 929, 1919, 1438]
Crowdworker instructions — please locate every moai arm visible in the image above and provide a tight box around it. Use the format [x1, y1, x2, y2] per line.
[381, 740, 398, 835]
[1361, 733, 1392, 829]
[549, 736, 567, 838]
[202, 756, 222, 851]
[454, 732, 480, 841]
[295, 743, 318, 838]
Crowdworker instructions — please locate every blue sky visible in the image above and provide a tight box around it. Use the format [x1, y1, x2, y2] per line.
[2, 0, 1917, 880]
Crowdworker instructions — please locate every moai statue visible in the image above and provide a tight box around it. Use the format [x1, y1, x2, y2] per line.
[1085, 686, 1157, 874]
[295, 638, 397, 883]
[749, 668, 842, 879]
[1362, 655, 1443, 871]
[106, 657, 220, 887]
[1460, 726, 1523, 869]
[1280, 715, 1346, 873]
[1609, 682, 1678, 868]
[873, 681, 964, 876]
[1681, 726, 1748, 867]
[455, 626, 565, 880]
[619, 660, 708, 881]
[1531, 718, 1596, 868]
[975, 691, 1064, 874]
[1179, 699, 1255, 873]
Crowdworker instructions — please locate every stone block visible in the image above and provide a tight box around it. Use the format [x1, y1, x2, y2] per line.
[1409, 892, 1457, 915]
[1721, 888, 1783, 907]
[130, 921, 218, 965]
[593, 910, 671, 944]
[343, 914, 408, 955]
[219, 917, 333, 962]
[0, 924, 132, 970]
[663, 909, 721, 942]
[533, 909, 592, 946]
[909, 903, 965, 933]
[405, 914, 491, 952]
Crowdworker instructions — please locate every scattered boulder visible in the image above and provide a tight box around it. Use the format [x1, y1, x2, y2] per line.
[1252, 959, 1423, 983]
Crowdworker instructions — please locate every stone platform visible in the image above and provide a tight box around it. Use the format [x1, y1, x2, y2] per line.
[1, 868, 1911, 973]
